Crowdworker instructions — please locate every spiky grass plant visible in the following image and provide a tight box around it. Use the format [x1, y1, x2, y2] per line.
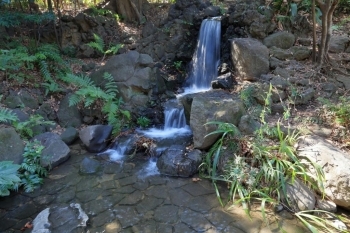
[200, 84, 346, 232]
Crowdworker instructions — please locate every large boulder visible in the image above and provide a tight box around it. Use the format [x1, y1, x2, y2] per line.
[33, 132, 71, 168]
[182, 90, 245, 149]
[79, 125, 113, 153]
[297, 135, 350, 210]
[0, 127, 25, 164]
[89, 51, 156, 113]
[231, 38, 270, 81]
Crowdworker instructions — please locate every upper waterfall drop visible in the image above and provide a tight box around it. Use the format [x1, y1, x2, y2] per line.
[184, 17, 221, 93]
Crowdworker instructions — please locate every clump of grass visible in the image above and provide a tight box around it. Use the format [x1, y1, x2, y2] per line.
[200, 84, 345, 232]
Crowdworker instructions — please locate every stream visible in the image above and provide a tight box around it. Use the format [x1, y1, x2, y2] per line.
[0, 142, 308, 233]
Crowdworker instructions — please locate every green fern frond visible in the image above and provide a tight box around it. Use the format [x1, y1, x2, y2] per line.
[0, 107, 19, 123]
[68, 93, 82, 107]
[103, 72, 118, 96]
[38, 60, 52, 81]
[61, 73, 95, 88]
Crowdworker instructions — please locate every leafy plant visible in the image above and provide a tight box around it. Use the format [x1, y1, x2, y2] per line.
[318, 96, 350, 128]
[63, 72, 131, 136]
[0, 161, 21, 196]
[0, 107, 19, 123]
[13, 115, 55, 139]
[137, 116, 151, 128]
[173, 61, 183, 71]
[19, 140, 48, 193]
[200, 85, 338, 232]
[0, 41, 70, 89]
[87, 33, 123, 61]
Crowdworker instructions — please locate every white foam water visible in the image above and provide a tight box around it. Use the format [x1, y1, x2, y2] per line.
[137, 158, 160, 178]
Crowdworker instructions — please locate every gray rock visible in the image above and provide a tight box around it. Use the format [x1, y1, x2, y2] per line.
[270, 46, 294, 60]
[263, 31, 296, 49]
[79, 125, 113, 152]
[273, 67, 291, 79]
[297, 135, 350, 210]
[33, 132, 71, 168]
[57, 94, 82, 128]
[89, 51, 154, 113]
[3, 91, 23, 109]
[157, 145, 202, 177]
[238, 115, 260, 135]
[32, 203, 88, 233]
[187, 90, 245, 149]
[231, 38, 270, 81]
[211, 72, 235, 90]
[290, 46, 312, 61]
[60, 127, 78, 145]
[284, 178, 316, 211]
[18, 89, 39, 109]
[80, 157, 101, 174]
[329, 36, 350, 53]
[32, 208, 50, 233]
[0, 127, 25, 164]
[292, 88, 315, 105]
[316, 197, 337, 212]
[336, 74, 350, 90]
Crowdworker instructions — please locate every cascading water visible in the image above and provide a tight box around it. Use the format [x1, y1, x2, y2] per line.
[184, 17, 221, 93]
[140, 99, 191, 138]
[117, 17, 221, 177]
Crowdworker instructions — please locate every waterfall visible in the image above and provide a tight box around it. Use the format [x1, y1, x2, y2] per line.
[184, 17, 221, 93]
[164, 108, 187, 129]
[139, 18, 221, 138]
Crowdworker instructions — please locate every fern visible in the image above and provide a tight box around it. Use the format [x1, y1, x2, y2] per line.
[0, 107, 19, 123]
[88, 33, 105, 53]
[104, 72, 119, 96]
[13, 115, 55, 139]
[87, 33, 123, 61]
[61, 73, 94, 88]
[64, 72, 130, 136]
[0, 161, 21, 196]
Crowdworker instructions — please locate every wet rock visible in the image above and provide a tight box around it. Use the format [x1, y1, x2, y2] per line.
[0, 126, 25, 164]
[297, 135, 350, 210]
[32, 203, 88, 233]
[231, 38, 270, 81]
[211, 72, 235, 90]
[263, 31, 296, 49]
[79, 125, 113, 153]
[157, 145, 202, 177]
[80, 157, 101, 174]
[33, 132, 71, 168]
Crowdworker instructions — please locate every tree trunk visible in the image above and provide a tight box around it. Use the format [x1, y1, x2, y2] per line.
[315, 0, 339, 66]
[115, 0, 142, 23]
[312, 0, 316, 62]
